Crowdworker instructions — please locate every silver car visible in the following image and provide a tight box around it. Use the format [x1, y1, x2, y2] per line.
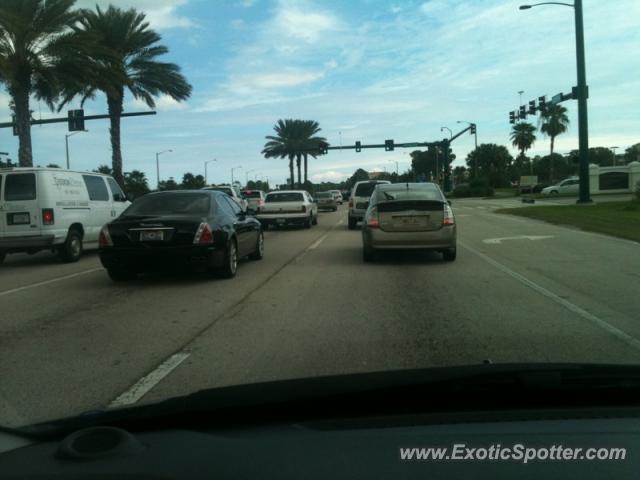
[361, 183, 456, 262]
[315, 191, 338, 211]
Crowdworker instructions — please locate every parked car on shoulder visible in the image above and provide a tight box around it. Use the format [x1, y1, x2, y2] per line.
[541, 177, 580, 196]
[361, 182, 456, 262]
[315, 191, 338, 211]
[0, 167, 130, 264]
[99, 190, 263, 281]
[348, 180, 391, 230]
[202, 184, 248, 210]
[257, 190, 318, 229]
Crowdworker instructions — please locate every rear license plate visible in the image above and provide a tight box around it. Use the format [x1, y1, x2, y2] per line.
[140, 230, 164, 241]
[9, 213, 30, 225]
[276, 218, 286, 224]
[397, 216, 428, 226]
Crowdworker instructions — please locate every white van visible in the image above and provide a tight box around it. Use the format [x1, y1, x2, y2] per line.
[0, 167, 130, 264]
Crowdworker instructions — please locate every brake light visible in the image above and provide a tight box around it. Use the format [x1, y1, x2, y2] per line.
[42, 208, 54, 225]
[367, 207, 379, 228]
[443, 204, 455, 226]
[99, 225, 113, 247]
[301, 205, 307, 213]
[193, 222, 214, 245]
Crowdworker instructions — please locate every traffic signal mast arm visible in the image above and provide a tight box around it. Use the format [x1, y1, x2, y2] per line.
[1, 110, 156, 132]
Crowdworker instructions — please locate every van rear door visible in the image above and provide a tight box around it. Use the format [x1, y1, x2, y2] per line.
[1, 172, 41, 239]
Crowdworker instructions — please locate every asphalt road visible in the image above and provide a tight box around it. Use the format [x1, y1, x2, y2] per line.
[1, 198, 640, 428]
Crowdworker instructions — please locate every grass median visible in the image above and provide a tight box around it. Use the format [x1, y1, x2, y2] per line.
[496, 201, 640, 243]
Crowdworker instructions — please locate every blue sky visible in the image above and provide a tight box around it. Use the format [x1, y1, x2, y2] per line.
[2, 0, 639, 187]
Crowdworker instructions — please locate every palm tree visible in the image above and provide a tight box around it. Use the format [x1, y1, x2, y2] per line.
[0, 0, 91, 167]
[60, 5, 192, 186]
[510, 122, 537, 172]
[300, 120, 327, 185]
[539, 104, 569, 182]
[262, 119, 297, 188]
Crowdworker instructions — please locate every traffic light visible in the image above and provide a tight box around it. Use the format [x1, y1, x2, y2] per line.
[318, 145, 328, 154]
[519, 105, 526, 119]
[67, 109, 85, 131]
[385, 139, 394, 151]
[470, 124, 476, 135]
[355, 141, 361, 152]
[509, 111, 516, 124]
[528, 100, 536, 115]
[538, 96, 546, 111]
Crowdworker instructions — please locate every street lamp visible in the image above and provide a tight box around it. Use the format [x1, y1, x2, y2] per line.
[440, 126, 453, 140]
[520, 0, 591, 203]
[388, 160, 399, 176]
[231, 165, 242, 185]
[65, 130, 88, 169]
[155, 149, 172, 189]
[245, 168, 257, 186]
[610, 146, 619, 166]
[204, 159, 216, 185]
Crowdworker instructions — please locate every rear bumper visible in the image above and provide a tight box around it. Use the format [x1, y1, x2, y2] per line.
[363, 225, 456, 250]
[258, 214, 309, 226]
[318, 203, 337, 210]
[99, 245, 224, 271]
[0, 235, 55, 252]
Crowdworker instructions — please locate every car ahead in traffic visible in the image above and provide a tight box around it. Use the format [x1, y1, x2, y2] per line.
[0, 167, 130, 264]
[348, 180, 391, 229]
[241, 189, 266, 212]
[329, 190, 343, 204]
[202, 184, 248, 210]
[541, 177, 580, 196]
[361, 182, 456, 262]
[257, 190, 318, 229]
[99, 190, 263, 281]
[315, 191, 338, 211]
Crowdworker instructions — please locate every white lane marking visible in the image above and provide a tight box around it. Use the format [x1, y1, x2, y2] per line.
[483, 235, 554, 245]
[0, 268, 103, 297]
[308, 233, 330, 250]
[460, 241, 640, 352]
[109, 352, 190, 408]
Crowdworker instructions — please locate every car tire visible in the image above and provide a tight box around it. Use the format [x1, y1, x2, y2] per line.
[58, 229, 83, 263]
[218, 238, 238, 278]
[312, 214, 318, 225]
[333, 207, 338, 212]
[550, 190, 559, 196]
[363, 245, 376, 262]
[248, 231, 264, 260]
[348, 216, 357, 230]
[443, 248, 457, 262]
[305, 215, 312, 229]
[0, 250, 6, 265]
[107, 268, 137, 282]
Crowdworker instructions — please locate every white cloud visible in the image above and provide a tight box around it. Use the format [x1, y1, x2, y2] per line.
[238, 71, 325, 90]
[310, 170, 348, 182]
[230, 19, 246, 29]
[237, 0, 257, 7]
[131, 95, 188, 112]
[74, 0, 194, 30]
[272, 6, 340, 43]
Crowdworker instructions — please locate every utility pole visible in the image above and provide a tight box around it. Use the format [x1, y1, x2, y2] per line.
[155, 149, 172, 189]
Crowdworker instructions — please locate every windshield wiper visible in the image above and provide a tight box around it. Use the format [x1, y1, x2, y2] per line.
[383, 192, 395, 200]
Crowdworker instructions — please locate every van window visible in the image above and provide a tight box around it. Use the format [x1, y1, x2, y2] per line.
[106, 177, 127, 202]
[82, 175, 109, 201]
[5, 173, 36, 201]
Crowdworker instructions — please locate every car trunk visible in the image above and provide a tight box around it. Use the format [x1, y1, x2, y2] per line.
[108, 216, 203, 248]
[377, 200, 445, 232]
[261, 202, 307, 214]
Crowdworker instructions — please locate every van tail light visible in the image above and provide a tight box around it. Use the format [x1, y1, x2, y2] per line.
[257, 199, 265, 213]
[42, 208, 54, 225]
[443, 204, 455, 226]
[367, 207, 380, 228]
[301, 205, 307, 213]
[99, 225, 113, 247]
[193, 222, 214, 245]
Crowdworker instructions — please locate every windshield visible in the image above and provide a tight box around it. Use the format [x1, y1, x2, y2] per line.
[1, 0, 639, 432]
[123, 193, 211, 216]
[266, 192, 304, 202]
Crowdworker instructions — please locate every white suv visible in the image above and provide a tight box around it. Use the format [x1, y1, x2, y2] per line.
[348, 180, 391, 230]
[202, 185, 248, 210]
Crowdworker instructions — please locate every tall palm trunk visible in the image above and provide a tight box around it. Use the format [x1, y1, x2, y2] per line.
[303, 152, 308, 184]
[288, 156, 294, 189]
[13, 84, 34, 167]
[296, 153, 302, 187]
[107, 89, 125, 187]
[549, 135, 555, 182]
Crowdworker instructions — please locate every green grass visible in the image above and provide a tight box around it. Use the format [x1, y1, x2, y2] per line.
[496, 201, 640, 243]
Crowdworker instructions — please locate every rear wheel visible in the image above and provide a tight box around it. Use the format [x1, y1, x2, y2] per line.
[219, 239, 238, 278]
[0, 250, 6, 265]
[443, 248, 457, 262]
[348, 216, 357, 230]
[249, 232, 264, 260]
[58, 229, 83, 263]
[107, 268, 137, 282]
[305, 215, 312, 229]
[312, 214, 318, 225]
[363, 245, 376, 262]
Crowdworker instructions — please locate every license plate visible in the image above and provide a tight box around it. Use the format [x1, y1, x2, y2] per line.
[10, 213, 30, 225]
[140, 230, 164, 241]
[276, 218, 286, 224]
[397, 216, 428, 226]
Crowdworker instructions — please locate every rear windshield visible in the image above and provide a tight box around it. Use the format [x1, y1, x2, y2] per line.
[266, 192, 304, 202]
[355, 182, 387, 197]
[123, 193, 211, 216]
[316, 192, 332, 198]
[4, 173, 36, 201]
[243, 191, 262, 198]
[376, 187, 443, 202]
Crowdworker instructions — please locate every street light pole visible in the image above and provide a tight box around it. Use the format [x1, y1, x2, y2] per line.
[520, 0, 591, 203]
[204, 159, 216, 185]
[440, 126, 453, 140]
[611, 146, 618, 166]
[65, 130, 88, 169]
[245, 168, 257, 186]
[231, 166, 242, 185]
[155, 149, 172, 189]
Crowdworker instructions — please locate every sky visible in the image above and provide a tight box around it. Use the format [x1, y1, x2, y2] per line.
[2, 0, 639, 187]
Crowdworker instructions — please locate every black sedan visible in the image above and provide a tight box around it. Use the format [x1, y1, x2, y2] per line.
[99, 190, 263, 281]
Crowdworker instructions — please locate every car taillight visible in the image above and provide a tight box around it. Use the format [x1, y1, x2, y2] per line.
[99, 225, 113, 247]
[193, 222, 214, 245]
[348, 198, 354, 208]
[42, 208, 54, 225]
[367, 207, 379, 228]
[301, 205, 307, 213]
[443, 204, 455, 226]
